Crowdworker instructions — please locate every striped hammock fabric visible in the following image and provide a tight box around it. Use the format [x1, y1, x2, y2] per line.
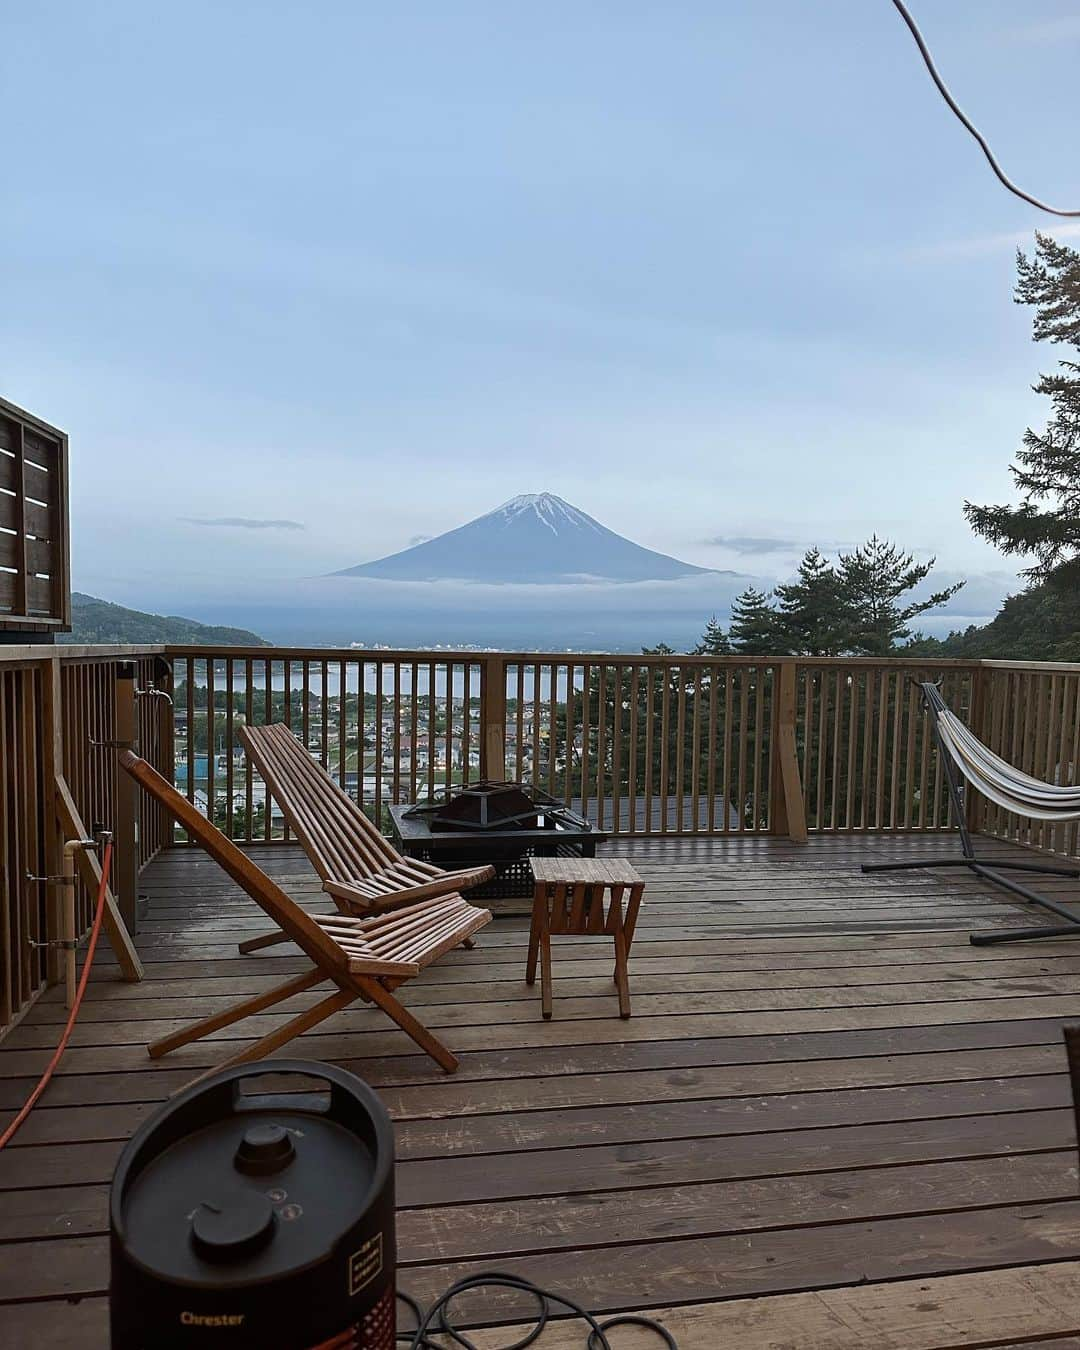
[928, 685, 1080, 822]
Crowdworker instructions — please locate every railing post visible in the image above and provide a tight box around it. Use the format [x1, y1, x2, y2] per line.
[114, 660, 139, 932]
[39, 655, 66, 985]
[157, 655, 176, 786]
[480, 655, 507, 780]
[770, 660, 808, 843]
[965, 662, 989, 834]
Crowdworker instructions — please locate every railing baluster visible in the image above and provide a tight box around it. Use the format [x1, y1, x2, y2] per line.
[206, 655, 216, 831]
[321, 660, 330, 771]
[752, 665, 765, 831]
[658, 663, 669, 834]
[244, 658, 254, 841]
[673, 664, 685, 833]
[736, 670, 749, 833]
[375, 660, 384, 824]
[225, 657, 234, 839]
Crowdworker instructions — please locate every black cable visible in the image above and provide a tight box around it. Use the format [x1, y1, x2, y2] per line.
[889, 0, 1080, 218]
[397, 1274, 679, 1349]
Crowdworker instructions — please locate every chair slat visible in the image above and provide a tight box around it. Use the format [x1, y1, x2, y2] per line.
[241, 723, 494, 921]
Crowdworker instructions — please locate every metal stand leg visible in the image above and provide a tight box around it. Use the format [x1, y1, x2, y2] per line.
[861, 683, 1080, 946]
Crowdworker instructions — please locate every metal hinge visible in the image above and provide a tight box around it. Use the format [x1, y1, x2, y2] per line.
[26, 873, 76, 887]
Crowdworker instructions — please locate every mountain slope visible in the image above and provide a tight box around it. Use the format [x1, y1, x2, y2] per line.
[60, 593, 269, 646]
[333, 493, 714, 583]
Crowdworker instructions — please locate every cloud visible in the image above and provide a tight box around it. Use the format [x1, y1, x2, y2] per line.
[181, 516, 305, 531]
[701, 534, 801, 554]
[905, 223, 1080, 264]
[701, 534, 857, 556]
[1011, 16, 1080, 43]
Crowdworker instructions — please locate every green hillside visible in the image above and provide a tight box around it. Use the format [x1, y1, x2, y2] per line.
[909, 582, 1080, 663]
[60, 593, 269, 647]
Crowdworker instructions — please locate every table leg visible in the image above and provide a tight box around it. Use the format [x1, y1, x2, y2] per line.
[540, 930, 553, 1020]
[613, 914, 631, 1019]
[525, 888, 542, 986]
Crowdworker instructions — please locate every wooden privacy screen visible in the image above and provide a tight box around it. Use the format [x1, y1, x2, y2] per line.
[0, 397, 71, 632]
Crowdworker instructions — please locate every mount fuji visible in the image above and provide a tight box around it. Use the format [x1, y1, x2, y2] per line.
[332, 493, 715, 584]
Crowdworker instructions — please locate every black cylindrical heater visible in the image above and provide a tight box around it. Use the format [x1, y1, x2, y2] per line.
[110, 1061, 395, 1350]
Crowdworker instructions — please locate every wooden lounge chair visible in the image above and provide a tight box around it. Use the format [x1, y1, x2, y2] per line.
[237, 722, 495, 954]
[119, 749, 492, 1075]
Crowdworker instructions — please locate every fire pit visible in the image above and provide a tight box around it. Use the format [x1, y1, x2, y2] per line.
[389, 783, 607, 903]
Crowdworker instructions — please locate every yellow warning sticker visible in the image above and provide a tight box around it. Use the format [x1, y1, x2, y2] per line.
[348, 1233, 384, 1296]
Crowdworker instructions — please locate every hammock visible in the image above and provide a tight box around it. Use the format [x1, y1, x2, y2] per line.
[863, 682, 1080, 947]
[926, 683, 1080, 822]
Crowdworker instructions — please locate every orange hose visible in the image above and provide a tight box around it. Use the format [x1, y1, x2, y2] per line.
[0, 841, 113, 1151]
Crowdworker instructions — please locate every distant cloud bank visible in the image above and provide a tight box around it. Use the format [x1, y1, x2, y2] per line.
[701, 534, 857, 556]
[182, 517, 305, 531]
[701, 534, 802, 554]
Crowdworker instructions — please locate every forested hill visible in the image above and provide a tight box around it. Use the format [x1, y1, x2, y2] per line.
[59, 594, 269, 647]
[910, 583, 1080, 662]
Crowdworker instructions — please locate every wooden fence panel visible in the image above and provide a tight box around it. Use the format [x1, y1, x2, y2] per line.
[0, 648, 168, 1033]
[172, 652, 486, 842]
[793, 662, 977, 833]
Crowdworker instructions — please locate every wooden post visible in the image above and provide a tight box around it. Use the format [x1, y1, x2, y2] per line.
[114, 660, 139, 932]
[480, 655, 507, 780]
[61, 841, 77, 1008]
[54, 774, 143, 981]
[965, 663, 989, 835]
[39, 657, 67, 985]
[770, 661, 808, 843]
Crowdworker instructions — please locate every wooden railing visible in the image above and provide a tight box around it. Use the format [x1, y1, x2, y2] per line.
[166, 648, 995, 845]
[974, 661, 1080, 860]
[7, 643, 1080, 1035]
[0, 645, 169, 1033]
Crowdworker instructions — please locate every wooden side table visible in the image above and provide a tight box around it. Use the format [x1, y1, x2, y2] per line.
[526, 857, 645, 1019]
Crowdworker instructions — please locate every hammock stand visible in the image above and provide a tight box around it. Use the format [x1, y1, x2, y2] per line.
[862, 681, 1080, 947]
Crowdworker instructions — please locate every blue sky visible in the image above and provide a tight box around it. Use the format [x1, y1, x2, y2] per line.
[3, 1, 1080, 625]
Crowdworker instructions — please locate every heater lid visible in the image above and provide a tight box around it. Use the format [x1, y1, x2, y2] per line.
[120, 1109, 372, 1286]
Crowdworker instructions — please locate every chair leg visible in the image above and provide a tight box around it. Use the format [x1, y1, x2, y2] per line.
[238, 930, 292, 955]
[461, 937, 476, 950]
[148, 969, 326, 1059]
[358, 977, 460, 1073]
[185, 987, 359, 1085]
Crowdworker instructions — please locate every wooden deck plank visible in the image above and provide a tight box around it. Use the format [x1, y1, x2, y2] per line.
[3, 832, 1080, 1347]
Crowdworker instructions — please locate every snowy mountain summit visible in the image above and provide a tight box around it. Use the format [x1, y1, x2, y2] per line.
[333, 492, 713, 584]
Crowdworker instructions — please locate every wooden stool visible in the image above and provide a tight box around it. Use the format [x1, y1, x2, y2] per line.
[526, 858, 645, 1019]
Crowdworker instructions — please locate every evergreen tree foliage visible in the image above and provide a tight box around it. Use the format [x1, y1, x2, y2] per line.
[965, 233, 1080, 584]
[774, 548, 852, 654]
[838, 536, 963, 655]
[695, 615, 732, 655]
[905, 581, 1080, 663]
[728, 587, 786, 655]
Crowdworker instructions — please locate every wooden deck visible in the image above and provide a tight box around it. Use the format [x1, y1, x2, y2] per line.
[4, 833, 1080, 1347]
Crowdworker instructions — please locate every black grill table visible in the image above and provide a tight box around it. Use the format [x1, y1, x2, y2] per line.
[388, 803, 608, 908]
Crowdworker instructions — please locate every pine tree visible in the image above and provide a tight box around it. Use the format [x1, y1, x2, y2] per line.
[728, 587, 785, 655]
[774, 548, 853, 654]
[965, 233, 1080, 584]
[838, 536, 963, 655]
[695, 614, 732, 654]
